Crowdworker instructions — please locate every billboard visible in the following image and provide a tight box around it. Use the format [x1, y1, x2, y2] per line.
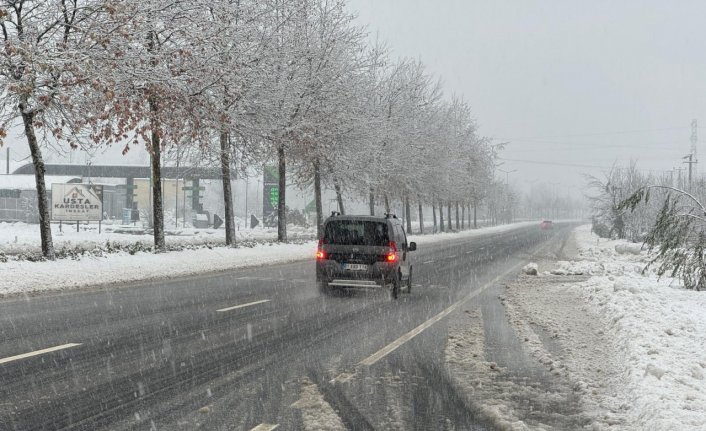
[263, 165, 279, 227]
[51, 183, 104, 221]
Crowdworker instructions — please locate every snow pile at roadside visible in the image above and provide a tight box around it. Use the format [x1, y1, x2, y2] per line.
[409, 220, 539, 245]
[0, 221, 315, 255]
[0, 240, 316, 297]
[563, 225, 706, 430]
[0, 218, 542, 257]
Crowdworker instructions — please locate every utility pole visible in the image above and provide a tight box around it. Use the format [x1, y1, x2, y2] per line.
[497, 168, 517, 185]
[672, 166, 686, 188]
[684, 154, 697, 191]
[691, 119, 698, 177]
[5, 147, 9, 174]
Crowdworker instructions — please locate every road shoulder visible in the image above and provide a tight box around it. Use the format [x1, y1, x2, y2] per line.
[444, 225, 706, 430]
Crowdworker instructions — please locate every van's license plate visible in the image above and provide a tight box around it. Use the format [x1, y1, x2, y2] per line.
[344, 264, 367, 271]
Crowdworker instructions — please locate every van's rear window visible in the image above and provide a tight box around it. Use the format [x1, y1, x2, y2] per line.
[324, 221, 388, 246]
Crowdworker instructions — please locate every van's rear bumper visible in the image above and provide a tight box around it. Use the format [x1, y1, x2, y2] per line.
[316, 260, 395, 286]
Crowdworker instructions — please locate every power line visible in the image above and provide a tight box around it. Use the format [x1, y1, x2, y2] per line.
[508, 145, 686, 154]
[497, 158, 608, 169]
[496, 126, 689, 141]
[497, 157, 672, 173]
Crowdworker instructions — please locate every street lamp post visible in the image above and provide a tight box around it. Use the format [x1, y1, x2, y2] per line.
[497, 168, 517, 185]
[497, 168, 517, 223]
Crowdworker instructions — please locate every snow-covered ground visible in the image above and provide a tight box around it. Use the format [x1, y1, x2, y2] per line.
[498, 225, 706, 430]
[0, 220, 542, 297]
[0, 219, 314, 255]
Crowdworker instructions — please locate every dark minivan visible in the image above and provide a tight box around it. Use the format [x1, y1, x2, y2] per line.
[316, 213, 416, 298]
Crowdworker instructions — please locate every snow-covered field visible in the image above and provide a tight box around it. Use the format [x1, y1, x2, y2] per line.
[501, 225, 706, 430]
[0, 220, 540, 297]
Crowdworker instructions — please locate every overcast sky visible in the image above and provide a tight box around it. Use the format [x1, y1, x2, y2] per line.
[347, 0, 706, 193]
[4, 1, 705, 198]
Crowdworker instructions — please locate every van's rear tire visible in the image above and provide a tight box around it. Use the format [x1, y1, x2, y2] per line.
[391, 273, 401, 299]
[407, 266, 413, 293]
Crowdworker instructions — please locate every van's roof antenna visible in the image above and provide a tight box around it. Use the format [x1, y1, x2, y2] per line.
[384, 213, 397, 219]
[331, 211, 341, 217]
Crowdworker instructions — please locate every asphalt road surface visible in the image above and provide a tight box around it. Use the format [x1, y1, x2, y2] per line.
[0, 223, 575, 431]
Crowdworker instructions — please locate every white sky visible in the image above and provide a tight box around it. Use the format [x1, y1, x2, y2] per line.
[347, 0, 706, 193]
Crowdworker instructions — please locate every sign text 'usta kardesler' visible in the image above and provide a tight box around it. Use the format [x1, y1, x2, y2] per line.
[51, 184, 104, 221]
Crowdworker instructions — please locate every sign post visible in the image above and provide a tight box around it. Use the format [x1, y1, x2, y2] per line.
[51, 184, 104, 231]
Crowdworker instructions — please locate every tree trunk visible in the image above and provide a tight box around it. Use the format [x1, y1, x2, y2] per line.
[439, 201, 444, 232]
[473, 202, 477, 229]
[447, 203, 452, 232]
[368, 189, 375, 216]
[20, 106, 54, 259]
[219, 130, 235, 246]
[455, 201, 460, 230]
[148, 98, 165, 251]
[432, 202, 437, 233]
[405, 196, 412, 233]
[333, 178, 345, 215]
[314, 159, 323, 237]
[384, 194, 390, 214]
[418, 201, 424, 234]
[461, 204, 465, 230]
[277, 144, 287, 241]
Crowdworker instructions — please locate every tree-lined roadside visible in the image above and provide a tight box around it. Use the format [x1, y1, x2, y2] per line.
[0, 0, 511, 259]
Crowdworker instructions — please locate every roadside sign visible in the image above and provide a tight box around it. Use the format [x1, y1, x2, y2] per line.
[263, 165, 278, 227]
[51, 184, 104, 221]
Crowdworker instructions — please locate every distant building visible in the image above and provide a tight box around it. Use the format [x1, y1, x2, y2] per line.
[0, 175, 79, 223]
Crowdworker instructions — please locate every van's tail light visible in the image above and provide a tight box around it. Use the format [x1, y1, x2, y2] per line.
[386, 241, 398, 262]
[316, 239, 327, 260]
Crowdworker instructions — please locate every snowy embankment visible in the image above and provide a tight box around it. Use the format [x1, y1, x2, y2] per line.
[568, 226, 706, 430]
[0, 220, 540, 297]
[0, 220, 314, 256]
[505, 225, 706, 430]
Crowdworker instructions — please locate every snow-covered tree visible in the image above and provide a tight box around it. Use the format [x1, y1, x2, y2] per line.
[0, 0, 116, 258]
[621, 185, 706, 291]
[86, 0, 216, 250]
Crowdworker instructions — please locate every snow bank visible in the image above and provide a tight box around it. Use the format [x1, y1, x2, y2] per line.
[0, 241, 315, 297]
[560, 226, 706, 430]
[0, 221, 314, 255]
[409, 221, 539, 245]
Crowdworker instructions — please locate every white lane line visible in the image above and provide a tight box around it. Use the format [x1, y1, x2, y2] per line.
[0, 343, 82, 365]
[359, 263, 523, 367]
[250, 424, 279, 431]
[448, 254, 457, 258]
[465, 251, 473, 255]
[422, 260, 434, 264]
[217, 299, 270, 313]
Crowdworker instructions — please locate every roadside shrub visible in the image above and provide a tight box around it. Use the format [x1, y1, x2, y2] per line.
[591, 218, 611, 239]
